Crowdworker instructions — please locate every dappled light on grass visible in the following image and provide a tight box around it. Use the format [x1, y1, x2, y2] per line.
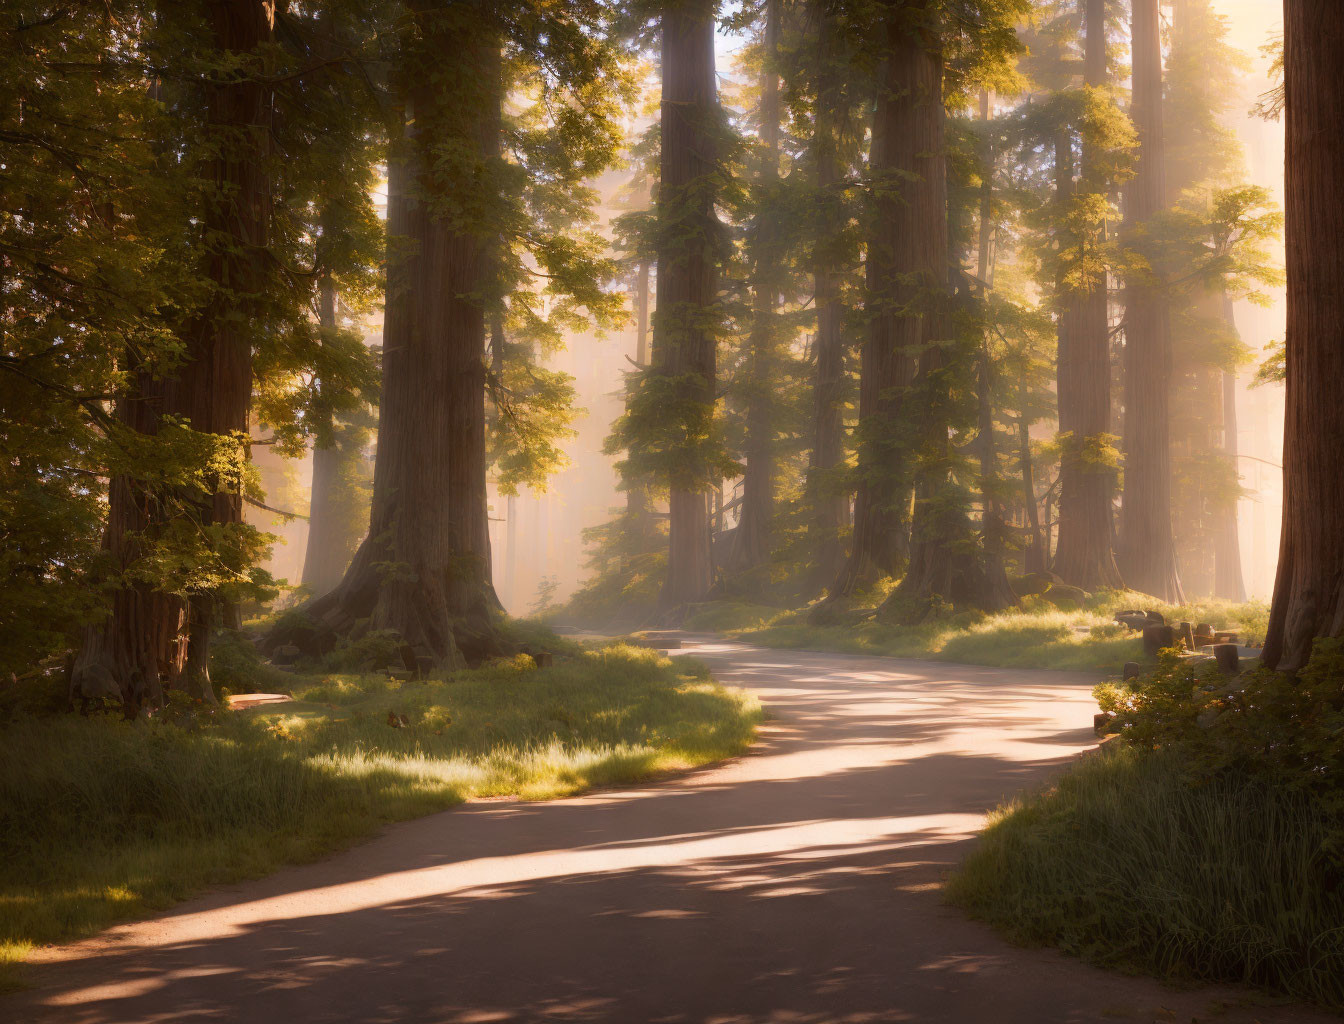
[727, 591, 1271, 673]
[0, 645, 760, 984]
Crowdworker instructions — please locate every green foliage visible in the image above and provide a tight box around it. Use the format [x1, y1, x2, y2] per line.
[1, 0, 386, 676]
[948, 743, 1344, 1010]
[529, 576, 562, 617]
[208, 629, 294, 696]
[563, 507, 668, 628]
[734, 590, 1269, 674]
[1098, 639, 1344, 820]
[949, 636, 1344, 1011]
[489, 354, 579, 495]
[952, 639, 1344, 1012]
[1253, 339, 1286, 387]
[321, 630, 409, 674]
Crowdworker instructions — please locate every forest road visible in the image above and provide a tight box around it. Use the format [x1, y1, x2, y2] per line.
[7, 638, 1336, 1024]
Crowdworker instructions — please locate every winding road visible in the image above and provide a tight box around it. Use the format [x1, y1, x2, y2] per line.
[7, 639, 1333, 1023]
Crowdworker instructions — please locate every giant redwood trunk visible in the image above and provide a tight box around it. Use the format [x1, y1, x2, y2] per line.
[1116, 0, 1184, 602]
[816, 0, 937, 611]
[1262, 4, 1344, 671]
[657, 0, 720, 617]
[803, 0, 852, 597]
[1052, 0, 1125, 592]
[727, 0, 782, 577]
[73, 0, 271, 706]
[273, 11, 505, 666]
[877, 11, 1015, 623]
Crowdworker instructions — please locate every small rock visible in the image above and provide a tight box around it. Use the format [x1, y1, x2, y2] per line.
[1114, 611, 1150, 632]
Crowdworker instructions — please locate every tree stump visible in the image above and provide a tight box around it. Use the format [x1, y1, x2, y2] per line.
[1214, 643, 1239, 674]
[1142, 624, 1176, 658]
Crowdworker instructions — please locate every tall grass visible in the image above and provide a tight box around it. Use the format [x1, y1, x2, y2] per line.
[947, 743, 1344, 1010]
[714, 591, 1270, 673]
[0, 645, 760, 986]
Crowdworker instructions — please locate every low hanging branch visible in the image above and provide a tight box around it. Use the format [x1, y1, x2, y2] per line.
[244, 495, 308, 521]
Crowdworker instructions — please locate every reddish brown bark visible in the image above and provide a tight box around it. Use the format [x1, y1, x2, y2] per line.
[1262, 3, 1344, 671]
[727, 0, 782, 578]
[819, 1, 942, 609]
[657, 0, 720, 616]
[1052, 0, 1124, 591]
[803, 0, 851, 596]
[73, 0, 272, 706]
[1116, 0, 1184, 602]
[275, 14, 505, 666]
[870, 4, 1014, 621]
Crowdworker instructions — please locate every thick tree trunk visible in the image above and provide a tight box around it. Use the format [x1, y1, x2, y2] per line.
[817, 0, 940, 611]
[1053, 2, 1124, 591]
[271, 14, 506, 666]
[1262, 4, 1344, 671]
[728, 0, 782, 578]
[73, 0, 271, 707]
[1116, 0, 1184, 602]
[802, 1, 852, 597]
[873, 6, 1013, 623]
[657, 0, 720, 617]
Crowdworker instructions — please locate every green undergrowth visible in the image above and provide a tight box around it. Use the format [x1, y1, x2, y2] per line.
[0, 643, 760, 989]
[948, 640, 1344, 1011]
[695, 591, 1269, 674]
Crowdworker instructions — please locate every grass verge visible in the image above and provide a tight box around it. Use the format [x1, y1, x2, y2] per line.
[691, 592, 1269, 674]
[946, 741, 1344, 1010]
[0, 644, 761, 989]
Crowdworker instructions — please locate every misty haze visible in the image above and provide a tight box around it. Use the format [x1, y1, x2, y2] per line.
[3, 2, 1342, 1022]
